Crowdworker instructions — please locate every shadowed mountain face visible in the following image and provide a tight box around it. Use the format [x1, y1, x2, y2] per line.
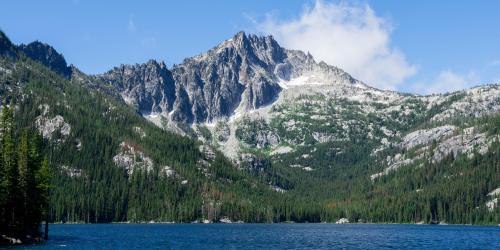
[96, 60, 176, 115]
[19, 41, 72, 78]
[95, 31, 360, 123]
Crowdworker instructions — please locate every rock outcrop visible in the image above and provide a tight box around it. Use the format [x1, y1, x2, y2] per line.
[400, 125, 456, 150]
[19, 41, 72, 78]
[113, 141, 154, 176]
[96, 60, 176, 115]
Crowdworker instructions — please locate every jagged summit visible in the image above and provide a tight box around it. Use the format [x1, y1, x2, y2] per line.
[96, 59, 176, 115]
[19, 41, 72, 78]
[94, 31, 367, 123]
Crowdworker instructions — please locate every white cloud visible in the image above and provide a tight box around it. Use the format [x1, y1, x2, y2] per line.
[410, 70, 480, 95]
[255, 0, 417, 90]
[128, 14, 136, 33]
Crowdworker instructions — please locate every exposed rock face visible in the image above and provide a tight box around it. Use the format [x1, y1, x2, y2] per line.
[19, 41, 72, 78]
[96, 60, 176, 115]
[312, 132, 339, 143]
[60, 165, 83, 178]
[35, 114, 71, 143]
[486, 187, 500, 212]
[370, 153, 421, 180]
[336, 218, 349, 224]
[488, 187, 500, 197]
[401, 125, 456, 150]
[270, 146, 294, 155]
[371, 126, 498, 180]
[113, 141, 154, 176]
[271, 185, 286, 193]
[170, 32, 285, 122]
[430, 86, 500, 122]
[431, 127, 493, 162]
[486, 198, 499, 212]
[97, 32, 361, 123]
[159, 165, 176, 177]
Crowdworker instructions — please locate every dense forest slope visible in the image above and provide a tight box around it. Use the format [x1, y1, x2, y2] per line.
[1, 30, 499, 224]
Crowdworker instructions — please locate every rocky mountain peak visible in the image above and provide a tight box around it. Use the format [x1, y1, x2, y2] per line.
[19, 41, 72, 78]
[0, 30, 17, 58]
[95, 32, 368, 124]
[96, 59, 176, 114]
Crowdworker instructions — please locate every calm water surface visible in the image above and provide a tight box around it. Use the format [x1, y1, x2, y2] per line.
[5, 224, 500, 249]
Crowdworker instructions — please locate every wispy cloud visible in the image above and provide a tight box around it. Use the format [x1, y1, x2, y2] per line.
[410, 70, 480, 95]
[490, 60, 500, 66]
[141, 37, 157, 48]
[255, 0, 417, 90]
[128, 14, 136, 33]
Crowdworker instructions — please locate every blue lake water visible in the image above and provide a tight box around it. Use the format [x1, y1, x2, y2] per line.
[6, 224, 500, 249]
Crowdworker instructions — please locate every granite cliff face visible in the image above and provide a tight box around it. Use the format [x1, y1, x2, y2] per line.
[96, 32, 360, 123]
[96, 60, 176, 115]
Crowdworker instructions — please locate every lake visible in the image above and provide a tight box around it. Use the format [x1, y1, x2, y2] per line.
[6, 224, 500, 249]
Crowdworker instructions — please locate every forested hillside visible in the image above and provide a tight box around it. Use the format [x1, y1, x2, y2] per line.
[1, 29, 499, 225]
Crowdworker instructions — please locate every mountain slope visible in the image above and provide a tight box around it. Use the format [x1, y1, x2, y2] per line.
[0, 30, 311, 223]
[86, 31, 500, 224]
[1, 29, 499, 224]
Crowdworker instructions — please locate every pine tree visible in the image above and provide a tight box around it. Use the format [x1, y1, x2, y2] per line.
[17, 130, 29, 232]
[1, 104, 20, 234]
[0, 108, 5, 234]
[36, 157, 51, 240]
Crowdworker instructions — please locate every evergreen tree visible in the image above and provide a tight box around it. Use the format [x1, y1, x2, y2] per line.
[17, 130, 29, 232]
[1, 105, 20, 233]
[37, 157, 51, 240]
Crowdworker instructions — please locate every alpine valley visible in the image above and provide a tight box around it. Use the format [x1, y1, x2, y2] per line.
[1, 30, 499, 225]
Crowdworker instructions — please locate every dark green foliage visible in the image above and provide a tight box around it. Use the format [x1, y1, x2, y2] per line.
[0, 106, 51, 240]
[327, 141, 500, 224]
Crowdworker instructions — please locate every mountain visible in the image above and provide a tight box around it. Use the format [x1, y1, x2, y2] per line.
[96, 32, 361, 124]
[90, 31, 500, 224]
[18, 41, 72, 78]
[0, 30, 297, 223]
[1, 29, 499, 224]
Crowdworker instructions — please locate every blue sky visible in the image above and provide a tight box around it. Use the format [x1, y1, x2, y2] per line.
[1, 0, 499, 94]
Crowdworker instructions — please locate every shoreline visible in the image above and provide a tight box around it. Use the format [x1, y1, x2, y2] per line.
[0, 235, 44, 246]
[49, 221, 500, 227]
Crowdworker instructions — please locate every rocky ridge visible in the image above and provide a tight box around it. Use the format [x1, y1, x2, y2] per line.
[83, 32, 500, 180]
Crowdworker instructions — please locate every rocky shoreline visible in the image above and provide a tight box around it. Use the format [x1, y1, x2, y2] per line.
[0, 234, 44, 246]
